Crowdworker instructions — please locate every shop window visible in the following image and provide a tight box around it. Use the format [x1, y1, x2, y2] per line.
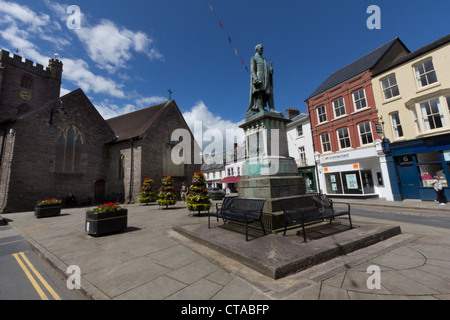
[358, 121, 374, 145]
[420, 98, 445, 130]
[381, 74, 400, 100]
[337, 127, 351, 150]
[417, 152, 440, 163]
[417, 151, 447, 187]
[418, 164, 446, 187]
[352, 88, 367, 111]
[332, 97, 346, 118]
[325, 173, 342, 194]
[414, 59, 438, 88]
[390, 112, 404, 138]
[342, 171, 363, 194]
[301, 171, 315, 193]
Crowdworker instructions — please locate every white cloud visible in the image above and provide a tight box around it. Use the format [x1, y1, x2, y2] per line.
[62, 58, 125, 98]
[0, 0, 50, 29]
[135, 96, 167, 108]
[182, 101, 245, 154]
[94, 101, 136, 120]
[74, 19, 163, 73]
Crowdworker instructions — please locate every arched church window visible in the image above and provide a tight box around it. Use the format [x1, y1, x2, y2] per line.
[55, 126, 83, 174]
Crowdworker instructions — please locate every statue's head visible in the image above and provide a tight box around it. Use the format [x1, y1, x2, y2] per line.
[255, 44, 264, 54]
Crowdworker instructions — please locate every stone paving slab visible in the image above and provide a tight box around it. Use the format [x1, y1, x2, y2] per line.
[4, 201, 450, 301]
[173, 220, 402, 279]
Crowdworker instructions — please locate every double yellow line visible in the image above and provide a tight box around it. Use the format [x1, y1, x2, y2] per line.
[12, 252, 61, 300]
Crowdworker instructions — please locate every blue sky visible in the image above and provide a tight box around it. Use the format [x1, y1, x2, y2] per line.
[0, 0, 449, 150]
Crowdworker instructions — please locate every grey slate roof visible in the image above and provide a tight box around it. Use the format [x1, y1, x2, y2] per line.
[106, 100, 174, 142]
[372, 33, 450, 77]
[306, 38, 407, 100]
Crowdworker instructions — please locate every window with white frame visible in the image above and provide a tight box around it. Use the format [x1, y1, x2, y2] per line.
[414, 59, 438, 88]
[381, 74, 400, 100]
[337, 127, 351, 150]
[352, 88, 367, 111]
[317, 105, 327, 123]
[420, 98, 445, 130]
[298, 147, 307, 166]
[320, 132, 331, 153]
[332, 97, 346, 118]
[358, 121, 374, 145]
[390, 112, 404, 138]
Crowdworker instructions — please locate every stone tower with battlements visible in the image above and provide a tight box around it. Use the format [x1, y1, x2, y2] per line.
[0, 50, 63, 123]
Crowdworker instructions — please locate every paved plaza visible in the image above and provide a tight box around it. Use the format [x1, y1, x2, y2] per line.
[1, 198, 450, 300]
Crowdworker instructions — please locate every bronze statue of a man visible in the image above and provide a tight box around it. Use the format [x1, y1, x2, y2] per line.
[247, 44, 275, 116]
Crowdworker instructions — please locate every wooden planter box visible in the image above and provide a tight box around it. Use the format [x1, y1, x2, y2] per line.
[85, 209, 128, 237]
[35, 204, 61, 218]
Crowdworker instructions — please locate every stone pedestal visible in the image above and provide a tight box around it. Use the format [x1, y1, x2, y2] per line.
[238, 111, 305, 231]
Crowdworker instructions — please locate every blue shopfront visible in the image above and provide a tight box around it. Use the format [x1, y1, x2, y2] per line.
[383, 135, 450, 201]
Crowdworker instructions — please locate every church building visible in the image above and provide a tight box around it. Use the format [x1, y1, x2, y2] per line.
[0, 50, 200, 213]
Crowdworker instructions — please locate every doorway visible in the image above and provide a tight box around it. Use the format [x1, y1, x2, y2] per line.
[94, 179, 106, 204]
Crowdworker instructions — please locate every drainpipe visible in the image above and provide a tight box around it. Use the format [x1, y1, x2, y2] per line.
[129, 138, 134, 203]
[306, 101, 322, 194]
[0, 128, 6, 166]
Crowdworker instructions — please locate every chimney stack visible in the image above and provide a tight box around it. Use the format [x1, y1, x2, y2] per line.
[285, 108, 300, 120]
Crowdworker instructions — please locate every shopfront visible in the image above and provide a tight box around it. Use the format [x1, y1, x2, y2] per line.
[384, 134, 450, 201]
[298, 166, 318, 193]
[316, 144, 392, 199]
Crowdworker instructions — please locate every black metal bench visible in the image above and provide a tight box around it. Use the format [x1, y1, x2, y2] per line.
[208, 197, 266, 241]
[278, 194, 352, 242]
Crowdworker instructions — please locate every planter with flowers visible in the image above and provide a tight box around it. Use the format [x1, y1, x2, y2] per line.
[157, 175, 177, 209]
[186, 172, 212, 215]
[138, 177, 156, 205]
[85, 202, 127, 237]
[35, 198, 63, 218]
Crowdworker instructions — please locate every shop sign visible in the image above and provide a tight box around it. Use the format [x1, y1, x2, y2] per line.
[375, 124, 383, 135]
[398, 155, 413, 166]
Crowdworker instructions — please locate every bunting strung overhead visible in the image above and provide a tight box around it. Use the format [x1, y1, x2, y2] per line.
[206, 0, 249, 73]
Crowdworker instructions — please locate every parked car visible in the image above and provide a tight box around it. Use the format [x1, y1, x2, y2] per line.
[208, 188, 225, 200]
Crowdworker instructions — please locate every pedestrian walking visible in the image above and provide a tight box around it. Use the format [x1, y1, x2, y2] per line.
[180, 182, 188, 203]
[432, 176, 446, 205]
